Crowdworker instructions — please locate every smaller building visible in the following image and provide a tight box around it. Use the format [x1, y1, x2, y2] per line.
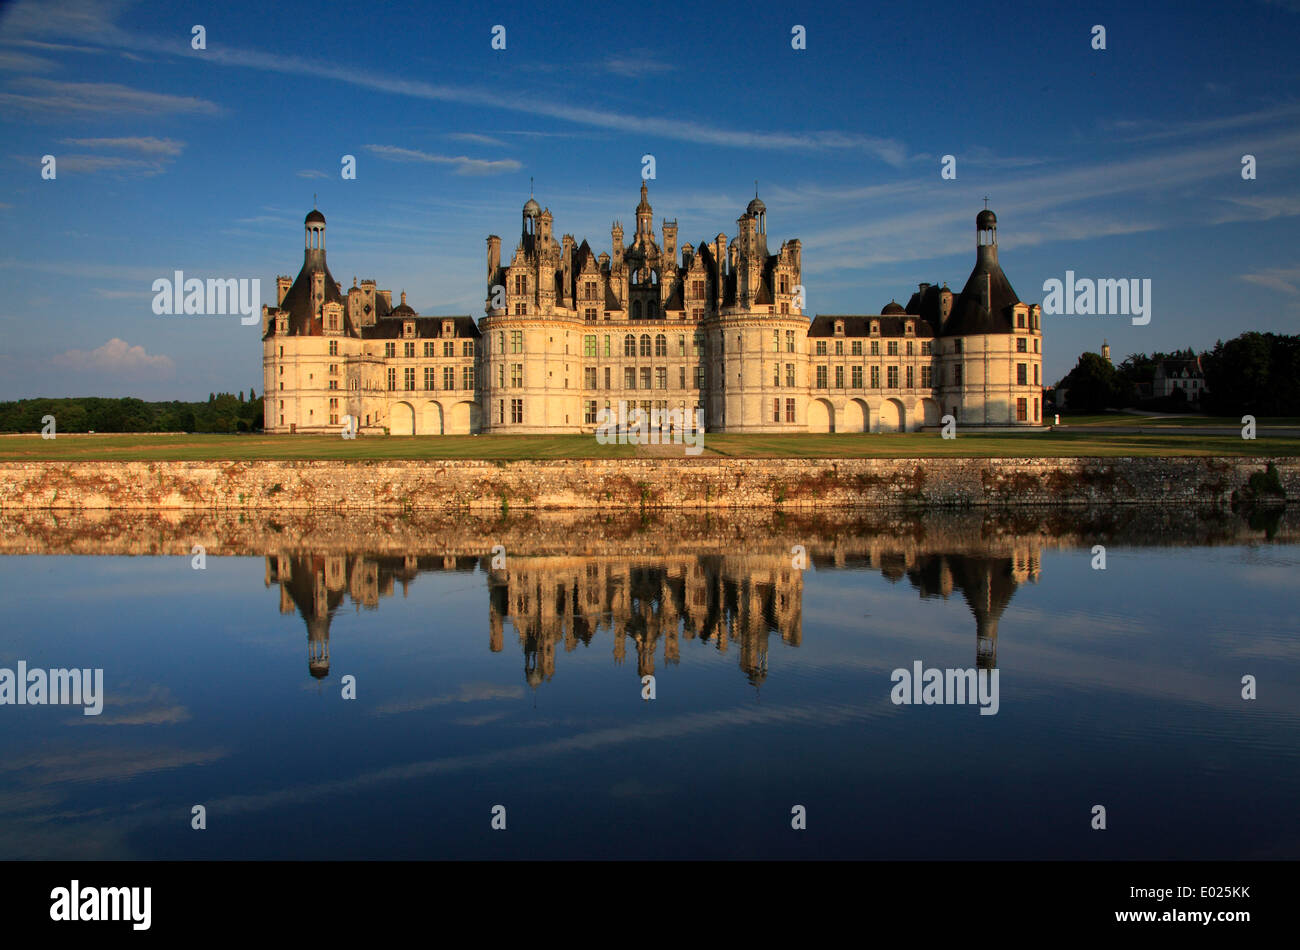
[1153, 356, 1207, 404]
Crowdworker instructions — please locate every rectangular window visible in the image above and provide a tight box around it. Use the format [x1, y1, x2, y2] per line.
[585, 400, 597, 424]
[604, 335, 612, 357]
[678, 335, 687, 357]
[786, 331, 795, 353]
[1017, 363, 1028, 386]
[584, 335, 597, 357]
[835, 365, 845, 388]
[1034, 399, 1040, 422]
[511, 399, 523, 424]
[906, 365, 914, 388]
[604, 367, 611, 389]
[815, 340, 827, 356]
[423, 341, 434, 357]
[385, 342, 396, 358]
[871, 365, 880, 388]
[851, 340, 862, 356]
[773, 398, 781, 422]
[625, 368, 636, 389]
[1017, 337, 1027, 353]
[584, 367, 597, 389]
[510, 330, 523, 354]
[404, 367, 415, 391]
[404, 342, 415, 358]
[871, 340, 880, 356]
[463, 340, 475, 357]
[773, 331, 780, 352]
[680, 366, 687, 389]
[887, 340, 899, 356]
[640, 367, 652, 389]
[851, 365, 863, 388]
[921, 341, 932, 355]
[424, 366, 435, 390]
[774, 364, 781, 387]
[462, 365, 475, 390]
[887, 366, 899, 388]
[442, 341, 453, 358]
[816, 365, 828, 388]
[511, 364, 523, 388]
[694, 366, 705, 389]
[785, 399, 795, 423]
[954, 365, 963, 385]
[835, 340, 844, 356]
[921, 366, 931, 388]
[1017, 397, 1028, 421]
[1034, 365, 1040, 385]
[330, 340, 339, 356]
[387, 367, 396, 390]
[443, 366, 455, 390]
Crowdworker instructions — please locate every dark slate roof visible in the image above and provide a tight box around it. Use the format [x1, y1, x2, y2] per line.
[944, 250, 1020, 336]
[808, 315, 935, 338]
[305, 209, 326, 225]
[881, 300, 905, 314]
[269, 250, 346, 338]
[361, 315, 480, 339]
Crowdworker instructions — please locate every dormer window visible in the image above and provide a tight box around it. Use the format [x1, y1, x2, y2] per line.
[442, 320, 454, 337]
[404, 321, 414, 338]
[834, 320, 844, 335]
[870, 322, 880, 335]
[905, 321, 914, 335]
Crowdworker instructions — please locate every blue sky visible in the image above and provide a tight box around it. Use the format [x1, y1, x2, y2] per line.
[1, 0, 1298, 400]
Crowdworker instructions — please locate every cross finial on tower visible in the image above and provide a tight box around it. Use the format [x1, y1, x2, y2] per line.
[529, 176, 534, 196]
[983, 196, 989, 209]
[755, 179, 759, 198]
[313, 193, 317, 209]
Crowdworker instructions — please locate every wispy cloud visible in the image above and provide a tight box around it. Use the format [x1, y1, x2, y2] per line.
[363, 144, 522, 176]
[0, 49, 56, 72]
[296, 168, 330, 179]
[0, 3, 910, 165]
[601, 52, 675, 78]
[60, 135, 184, 156]
[0, 77, 220, 117]
[1240, 267, 1300, 295]
[446, 132, 507, 147]
[51, 338, 175, 376]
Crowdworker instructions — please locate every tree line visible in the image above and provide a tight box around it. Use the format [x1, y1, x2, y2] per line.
[0, 391, 264, 433]
[1055, 332, 1300, 416]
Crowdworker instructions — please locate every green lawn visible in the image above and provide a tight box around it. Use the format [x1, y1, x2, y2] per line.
[1, 430, 1297, 460]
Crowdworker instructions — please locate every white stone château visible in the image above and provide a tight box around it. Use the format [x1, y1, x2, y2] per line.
[263, 188, 1044, 434]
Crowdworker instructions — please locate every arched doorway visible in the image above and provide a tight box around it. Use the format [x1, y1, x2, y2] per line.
[390, 402, 415, 435]
[844, 399, 869, 432]
[423, 401, 444, 435]
[878, 398, 904, 433]
[921, 398, 941, 427]
[808, 398, 835, 433]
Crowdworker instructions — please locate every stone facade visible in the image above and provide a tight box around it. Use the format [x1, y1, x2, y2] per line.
[262, 189, 1045, 435]
[1, 457, 1293, 511]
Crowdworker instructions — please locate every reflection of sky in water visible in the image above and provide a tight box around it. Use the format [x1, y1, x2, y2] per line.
[0, 540, 1296, 860]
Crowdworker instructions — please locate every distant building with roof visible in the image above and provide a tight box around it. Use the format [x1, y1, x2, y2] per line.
[1153, 356, 1207, 404]
[262, 189, 1044, 434]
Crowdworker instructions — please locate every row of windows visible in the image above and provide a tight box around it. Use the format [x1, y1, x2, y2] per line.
[815, 339, 933, 357]
[386, 366, 476, 391]
[814, 365, 934, 389]
[381, 341, 477, 358]
[580, 399, 703, 425]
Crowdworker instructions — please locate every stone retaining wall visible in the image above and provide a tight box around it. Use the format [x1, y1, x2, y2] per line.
[0, 457, 1294, 510]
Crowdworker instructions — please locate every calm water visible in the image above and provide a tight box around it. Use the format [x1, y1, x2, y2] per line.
[0, 508, 1296, 860]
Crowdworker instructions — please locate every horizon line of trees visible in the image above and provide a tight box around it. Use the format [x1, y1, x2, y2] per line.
[0, 390, 264, 433]
[1054, 331, 1300, 416]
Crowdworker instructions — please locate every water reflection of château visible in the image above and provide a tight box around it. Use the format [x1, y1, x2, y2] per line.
[265, 541, 1041, 684]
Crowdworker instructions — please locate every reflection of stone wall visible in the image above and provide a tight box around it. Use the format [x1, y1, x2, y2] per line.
[1, 457, 1296, 510]
[1, 506, 1296, 558]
